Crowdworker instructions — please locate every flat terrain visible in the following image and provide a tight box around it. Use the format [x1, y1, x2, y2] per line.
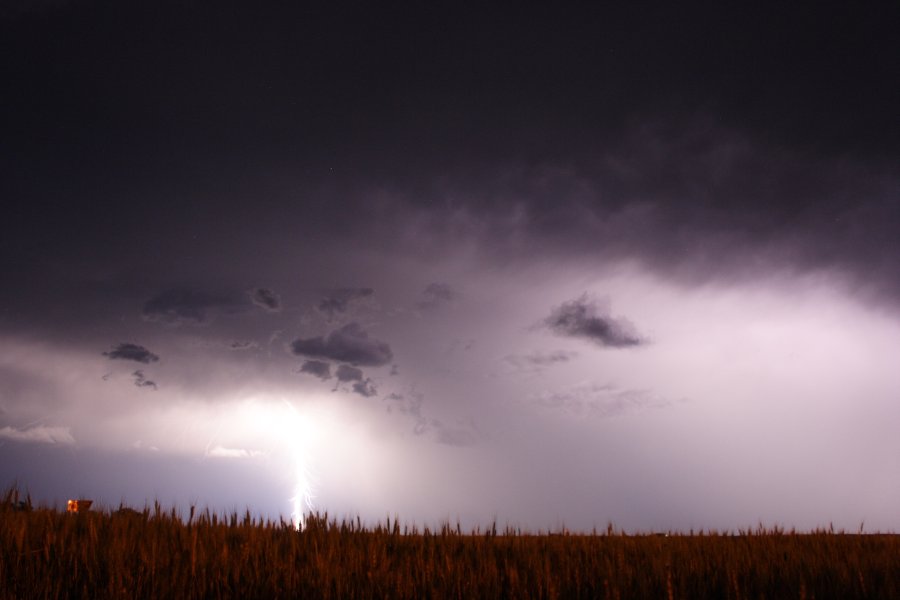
[2, 497, 898, 599]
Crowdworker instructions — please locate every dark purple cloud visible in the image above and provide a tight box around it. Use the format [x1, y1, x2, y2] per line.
[317, 288, 375, 321]
[351, 380, 378, 398]
[291, 323, 393, 367]
[103, 343, 159, 364]
[132, 370, 157, 390]
[299, 360, 332, 381]
[143, 289, 248, 325]
[326, 364, 378, 397]
[229, 341, 257, 351]
[250, 288, 281, 312]
[544, 295, 644, 348]
[335, 364, 364, 383]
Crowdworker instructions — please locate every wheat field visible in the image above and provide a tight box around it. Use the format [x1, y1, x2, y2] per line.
[2, 489, 898, 599]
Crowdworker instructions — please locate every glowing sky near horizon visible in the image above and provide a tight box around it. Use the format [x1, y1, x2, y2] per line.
[1, 3, 898, 532]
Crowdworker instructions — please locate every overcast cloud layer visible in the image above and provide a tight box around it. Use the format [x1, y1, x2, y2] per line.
[1, 3, 898, 531]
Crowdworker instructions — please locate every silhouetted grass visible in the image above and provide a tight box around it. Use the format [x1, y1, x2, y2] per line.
[2, 487, 898, 598]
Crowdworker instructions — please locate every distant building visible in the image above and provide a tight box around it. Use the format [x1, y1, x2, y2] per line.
[67, 499, 93, 513]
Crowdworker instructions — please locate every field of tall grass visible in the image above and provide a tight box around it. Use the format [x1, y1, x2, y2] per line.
[2, 488, 898, 599]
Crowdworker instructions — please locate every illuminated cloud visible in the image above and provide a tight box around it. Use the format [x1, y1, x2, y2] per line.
[504, 350, 578, 372]
[384, 392, 428, 434]
[383, 392, 478, 444]
[206, 445, 263, 459]
[0, 425, 74, 445]
[532, 383, 671, 418]
[544, 295, 644, 348]
[432, 419, 480, 447]
[103, 342, 159, 364]
[291, 322, 393, 367]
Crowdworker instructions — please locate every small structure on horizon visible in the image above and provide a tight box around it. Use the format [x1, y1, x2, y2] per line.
[67, 499, 93, 513]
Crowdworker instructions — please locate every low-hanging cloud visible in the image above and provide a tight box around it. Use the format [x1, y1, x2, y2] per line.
[299, 359, 332, 380]
[335, 364, 364, 382]
[132, 370, 157, 390]
[317, 287, 375, 320]
[250, 287, 281, 312]
[333, 364, 378, 397]
[229, 340, 258, 351]
[352, 379, 378, 398]
[504, 350, 578, 372]
[0, 424, 75, 445]
[291, 322, 393, 367]
[544, 295, 644, 348]
[297, 357, 379, 396]
[103, 342, 160, 364]
[143, 288, 248, 325]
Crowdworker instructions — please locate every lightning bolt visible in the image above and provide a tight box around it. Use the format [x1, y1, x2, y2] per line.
[283, 400, 315, 530]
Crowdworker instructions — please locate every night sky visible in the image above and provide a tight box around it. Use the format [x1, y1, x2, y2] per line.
[2, 2, 899, 531]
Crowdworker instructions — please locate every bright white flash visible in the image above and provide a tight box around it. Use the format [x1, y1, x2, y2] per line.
[209, 397, 320, 530]
[233, 398, 316, 530]
[283, 401, 315, 530]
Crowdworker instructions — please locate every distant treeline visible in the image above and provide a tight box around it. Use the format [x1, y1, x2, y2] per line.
[2, 489, 898, 599]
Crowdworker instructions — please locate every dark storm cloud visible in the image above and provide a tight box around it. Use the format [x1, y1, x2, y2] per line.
[317, 288, 375, 321]
[329, 364, 377, 397]
[132, 370, 157, 391]
[351, 380, 378, 398]
[544, 295, 644, 348]
[0, 0, 69, 17]
[250, 288, 281, 312]
[290, 322, 393, 367]
[102, 343, 159, 364]
[299, 360, 332, 380]
[1, 1, 898, 325]
[143, 289, 249, 325]
[360, 117, 896, 310]
[416, 283, 456, 311]
[335, 364, 363, 383]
